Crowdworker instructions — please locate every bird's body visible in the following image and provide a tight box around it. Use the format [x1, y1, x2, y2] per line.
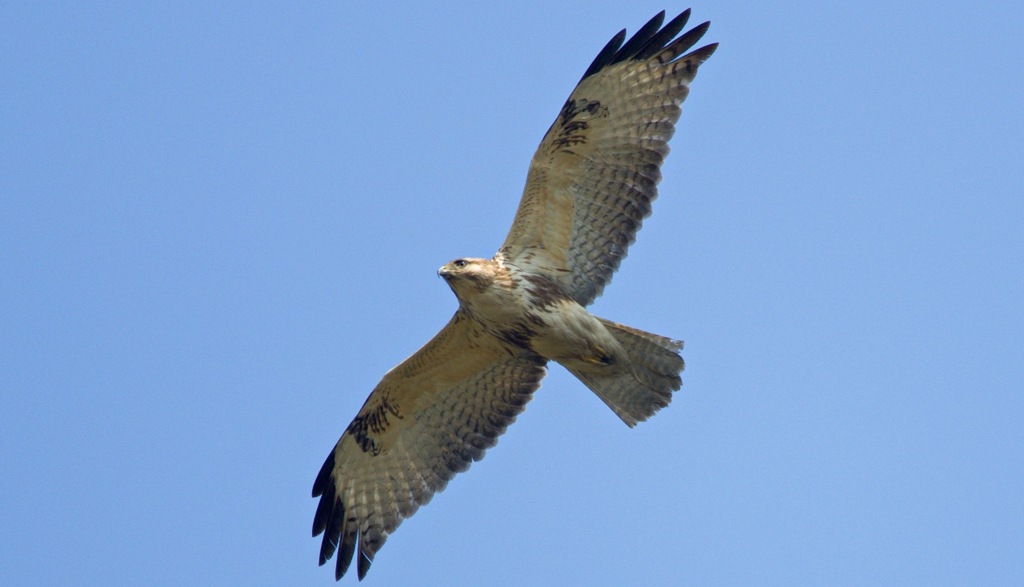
[313, 9, 717, 580]
[440, 257, 614, 367]
[439, 256, 684, 425]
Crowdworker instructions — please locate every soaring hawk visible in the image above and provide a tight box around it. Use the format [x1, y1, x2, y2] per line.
[313, 9, 716, 580]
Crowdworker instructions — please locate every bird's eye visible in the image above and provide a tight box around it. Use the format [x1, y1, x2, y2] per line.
[453, 259, 467, 268]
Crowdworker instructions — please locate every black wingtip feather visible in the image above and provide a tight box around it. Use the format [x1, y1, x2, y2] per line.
[687, 42, 719, 67]
[312, 486, 336, 538]
[661, 20, 711, 61]
[357, 549, 373, 580]
[336, 535, 355, 580]
[674, 41, 718, 79]
[608, 10, 665, 66]
[319, 501, 343, 563]
[312, 448, 335, 498]
[580, 28, 626, 81]
[580, 9, 713, 83]
[636, 9, 691, 60]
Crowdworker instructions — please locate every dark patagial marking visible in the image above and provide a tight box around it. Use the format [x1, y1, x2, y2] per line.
[491, 273, 569, 352]
[346, 392, 403, 455]
[497, 321, 537, 350]
[521, 273, 569, 310]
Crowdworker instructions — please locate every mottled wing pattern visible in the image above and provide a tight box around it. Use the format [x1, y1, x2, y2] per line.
[498, 10, 717, 305]
[312, 312, 547, 580]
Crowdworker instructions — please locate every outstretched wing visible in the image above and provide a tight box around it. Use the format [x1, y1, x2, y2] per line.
[498, 10, 717, 306]
[312, 312, 547, 580]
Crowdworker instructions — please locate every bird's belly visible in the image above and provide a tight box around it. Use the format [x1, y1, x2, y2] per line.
[526, 300, 620, 366]
[464, 284, 620, 365]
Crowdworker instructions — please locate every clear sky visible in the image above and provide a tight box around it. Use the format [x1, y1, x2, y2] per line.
[2, 2, 1021, 585]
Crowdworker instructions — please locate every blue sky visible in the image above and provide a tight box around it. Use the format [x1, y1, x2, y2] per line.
[2, 2, 1021, 585]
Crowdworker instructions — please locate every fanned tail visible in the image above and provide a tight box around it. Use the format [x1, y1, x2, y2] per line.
[562, 318, 684, 426]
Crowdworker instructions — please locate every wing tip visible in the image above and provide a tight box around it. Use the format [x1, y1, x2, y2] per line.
[312, 447, 336, 498]
[580, 28, 627, 81]
[579, 9, 714, 83]
[356, 548, 374, 580]
[691, 41, 719, 63]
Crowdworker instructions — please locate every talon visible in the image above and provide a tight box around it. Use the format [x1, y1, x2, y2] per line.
[583, 347, 615, 365]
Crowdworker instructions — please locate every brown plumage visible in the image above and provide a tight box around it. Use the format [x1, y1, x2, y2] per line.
[313, 10, 716, 580]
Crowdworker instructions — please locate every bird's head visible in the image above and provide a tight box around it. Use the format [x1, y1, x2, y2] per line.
[438, 257, 500, 298]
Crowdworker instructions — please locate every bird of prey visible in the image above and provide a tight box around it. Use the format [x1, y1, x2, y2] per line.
[313, 9, 716, 580]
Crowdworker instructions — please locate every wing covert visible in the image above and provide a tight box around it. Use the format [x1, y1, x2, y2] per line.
[312, 312, 547, 580]
[498, 10, 717, 305]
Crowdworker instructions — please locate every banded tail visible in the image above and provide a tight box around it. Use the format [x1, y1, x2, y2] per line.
[562, 318, 684, 426]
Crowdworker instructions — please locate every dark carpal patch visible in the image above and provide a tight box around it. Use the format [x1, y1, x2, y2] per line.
[346, 391, 403, 455]
[552, 98, 605, 151]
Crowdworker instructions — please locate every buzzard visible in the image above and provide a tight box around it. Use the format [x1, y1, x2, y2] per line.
[313, 9, 716, 580]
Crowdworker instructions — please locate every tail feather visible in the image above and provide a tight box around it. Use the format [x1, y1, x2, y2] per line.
[562, 318, 684, 427]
